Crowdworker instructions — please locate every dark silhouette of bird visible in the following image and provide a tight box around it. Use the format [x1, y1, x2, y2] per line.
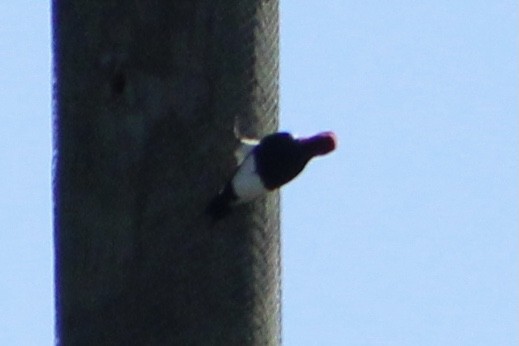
[206, 131, 337, 221]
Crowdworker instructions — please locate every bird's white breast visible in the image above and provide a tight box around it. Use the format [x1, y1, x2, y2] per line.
[231, 154, 267, 204]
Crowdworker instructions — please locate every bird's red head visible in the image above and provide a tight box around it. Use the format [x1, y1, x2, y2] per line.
[298, 131, 337, 158]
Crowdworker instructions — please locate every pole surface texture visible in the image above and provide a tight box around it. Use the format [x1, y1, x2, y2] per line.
[53, 1, 280, 344]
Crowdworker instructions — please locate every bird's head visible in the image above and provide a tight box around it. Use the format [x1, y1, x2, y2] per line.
[297, 131, 337, 159]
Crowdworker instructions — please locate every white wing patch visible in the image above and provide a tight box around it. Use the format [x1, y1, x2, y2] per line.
[234, 138, 259, 165]
[232, 154, 267, 204]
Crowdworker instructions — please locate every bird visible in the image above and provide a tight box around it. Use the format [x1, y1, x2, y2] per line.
[206, 131, 337, 220]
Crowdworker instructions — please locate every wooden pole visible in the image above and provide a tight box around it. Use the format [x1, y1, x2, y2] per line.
[53, 1, 280, 344]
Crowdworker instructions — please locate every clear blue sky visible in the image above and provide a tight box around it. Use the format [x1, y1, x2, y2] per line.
[1, 1, 517, 345]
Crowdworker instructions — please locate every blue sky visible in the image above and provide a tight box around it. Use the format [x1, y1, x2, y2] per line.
[1, 1, 517, 345]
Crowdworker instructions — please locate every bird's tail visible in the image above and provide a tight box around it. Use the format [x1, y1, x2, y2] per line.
[206, 183, 236, 221]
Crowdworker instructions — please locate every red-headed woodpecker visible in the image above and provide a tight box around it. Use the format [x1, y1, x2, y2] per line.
[207, 131, 337, 220]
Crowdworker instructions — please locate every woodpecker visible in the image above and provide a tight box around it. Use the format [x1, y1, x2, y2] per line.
[206, 131, 337, 220]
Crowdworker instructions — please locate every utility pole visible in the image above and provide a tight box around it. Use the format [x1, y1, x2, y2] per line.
[53, 1, 280, 345]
